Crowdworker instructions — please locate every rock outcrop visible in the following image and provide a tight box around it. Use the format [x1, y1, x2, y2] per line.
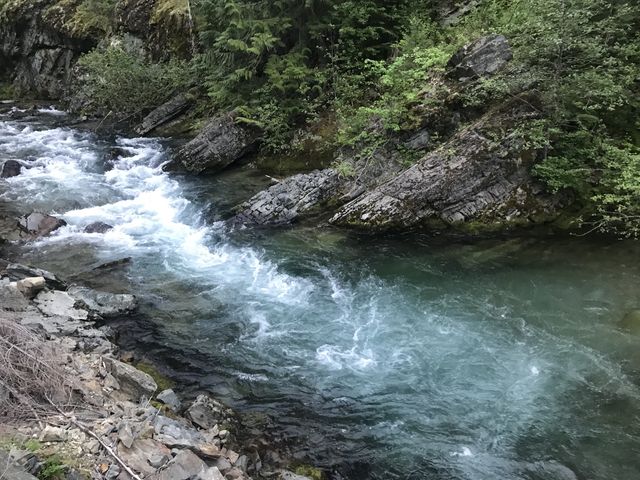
[136, 93, 193, 135]
[447, 34, 513, 81]
[330, 105, 562, 232]
[18, 212, 66, 237]
[173, 115, 258, 174]
[232, 169, 343, 226]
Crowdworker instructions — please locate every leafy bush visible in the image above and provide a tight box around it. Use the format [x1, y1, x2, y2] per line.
[77, 46, 191, 115]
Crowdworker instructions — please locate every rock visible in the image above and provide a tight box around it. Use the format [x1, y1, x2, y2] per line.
[1, 262, 67, 290]
[156, 449, 207, 480]
[156, 389, 181, 412]
[235, 455, 248, 472]
[279, 471, 314, 480]
[174, 114, 257, 174]
[226, 449, 239, 464]
[148, 453, 170, 468]
[118, 438, 170, 477]
[18, 212, 66, 237]
[84, 221, 113, 234]
[232, 169, 343, 226]
[0, 450, 39, 480]
[34, 290, 88, 321]
[215, 457, 232, 474]
[1, 159, 22, 178]
[136, 93, 193, 136]
[40, 425, 65, 442]
[199, 466, 226, 480]
[153, 416, 221, 458]
[330, 106, 562, 232]
[186, 395, 227, 430]
[67, 286, 137, 318]
[447, 34, 512, 81]
[225, 467, 244, 480]
[93, 257, 132, 271]
[104, 358, 157, 400]
[15, 276, 46, 298]
[118, 423, 135, 449]
[105, 464, 121, 480]
[405, 129, 430, 151]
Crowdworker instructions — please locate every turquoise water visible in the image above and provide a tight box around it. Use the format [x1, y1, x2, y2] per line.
[2, 110, 640, 479]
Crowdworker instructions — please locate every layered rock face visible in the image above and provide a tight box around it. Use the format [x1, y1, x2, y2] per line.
[0, 0, 95, 98]
[173, 115, 258, 174]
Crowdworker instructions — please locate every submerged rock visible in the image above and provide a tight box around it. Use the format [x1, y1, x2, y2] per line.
[619, 310, 640, 334]
[174, 114, 258, 174]
[447, 34, 512, 81]
[1, 159, 22, 178]
[18, 212, 66, 237]
[232, 169, 343, 226]
[84, 221, 113, 233]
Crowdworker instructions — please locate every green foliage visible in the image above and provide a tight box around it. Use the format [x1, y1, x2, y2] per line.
[77, 46, 190, 115]
[68, 0, 115, 36]
[38, 455, 68, 480]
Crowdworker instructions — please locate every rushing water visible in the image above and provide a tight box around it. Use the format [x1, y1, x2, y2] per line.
[2, 109, 640, 480]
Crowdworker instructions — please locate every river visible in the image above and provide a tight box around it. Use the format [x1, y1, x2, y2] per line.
[2, 108, 640, 480]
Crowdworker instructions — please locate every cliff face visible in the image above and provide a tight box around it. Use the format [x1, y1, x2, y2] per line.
[0, 0, 192, 100]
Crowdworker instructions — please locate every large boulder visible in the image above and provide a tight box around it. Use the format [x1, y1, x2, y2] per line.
[84, 221, 113, 233]
[18, 212, 66, 237]
[232, 169, 343, 226]
[447, 34, 512, 81]
[104, 358, 157, 400]
[174, 114, 258, 174]
[330, 105, 562, 232]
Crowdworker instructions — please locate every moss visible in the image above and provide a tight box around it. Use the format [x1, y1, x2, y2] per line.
[134, 361, 176, 392]
[0, 81, 15, 100]
[293, 464, 325, 480]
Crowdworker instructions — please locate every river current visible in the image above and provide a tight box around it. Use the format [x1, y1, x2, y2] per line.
[2, 109, 640, 480]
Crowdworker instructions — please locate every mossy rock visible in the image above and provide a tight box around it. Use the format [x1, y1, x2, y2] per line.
[293, 465, 325, 480]
[134, 361, 176, 392]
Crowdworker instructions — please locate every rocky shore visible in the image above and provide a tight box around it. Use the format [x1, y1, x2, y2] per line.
[0, 239, 317, 480]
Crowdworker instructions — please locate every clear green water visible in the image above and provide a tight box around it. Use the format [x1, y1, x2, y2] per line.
[2, 111, 640, 480]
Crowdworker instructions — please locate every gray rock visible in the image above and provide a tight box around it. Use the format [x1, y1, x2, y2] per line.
[330, 107, 562, 232]
[67, 286, 137, 318]
[1, 159, 22, 178]
[136, 93, 193, 135]
[186, 395, 227, 430]
[174, 114, 257, 174]
[40, 425, 66, 442]
[83, 221, 113, 233]
[18, 212, 66, 237]
[34, 290, 88, 321]
[279, 471, 314, 480]
[105, 464, 121, 480]
[447, 34, 512, 80]
[235, 454, 249, 472]
[148, 453, 170, 468]
[232, 169, 342, 226]
[405, 129, 430, 151]
[199, 466, 226, 480]
[118, 422, 134, 449]
[104, 358, 157, 400]
[153, 416, 221, 458]
[117, 438, 170, 477]
[156, 449, 207, 480]
[1, 262, 67, 290]
[215, 457, 232, 474]
[156, 388, 181, 412]
[0, 450, 38, 480]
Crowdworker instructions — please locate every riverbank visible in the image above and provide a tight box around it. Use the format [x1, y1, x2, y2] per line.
[0, 257, 318, 480]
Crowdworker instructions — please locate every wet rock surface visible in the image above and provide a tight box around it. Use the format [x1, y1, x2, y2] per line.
[136, 93, 193, 136]
[18, 212, 67, 237]
[84, 221, 113, 234]
[174, 114, 258, 174]
[1, 159, 22, 178]
[232, 169, 343, 226]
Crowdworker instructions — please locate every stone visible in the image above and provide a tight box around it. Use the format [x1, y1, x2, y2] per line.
[118, 438, 170, 477]
[84, 221, 113, 233]
[148, 453, 170, 468]
[234, 455, 248, 472]
[186, 395, 226, 430]
[156, 389, 181, 412]
[225, 468, 244, 480]
[118, 422, 135, 449]
[136, 93, 193, 135]
[226, 449, 239, 464]
[34, 290, 88, 320]
[232, 169, 343, 226]
[18, 212, 66, 237]
[15, 276, 46, 298]
[156, 449, 207, 480]
[0, 450, 39, 480]
[405, 129, 430, 150]
[447, 34, 512, 81]
[67, 286, 137, 318]
[40, 425, 65, 442]
[104, 358, 157, 400]
[279, 471, 314, 480]
[105, 464, 121, 480]
[215, 457, 232, 474]
[1, 159, 22, 178]
[153, 416, 221, 458]
[174, 114, 258, 174]
[1, 262, 67, 290]
[199, 466, 226, 480]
